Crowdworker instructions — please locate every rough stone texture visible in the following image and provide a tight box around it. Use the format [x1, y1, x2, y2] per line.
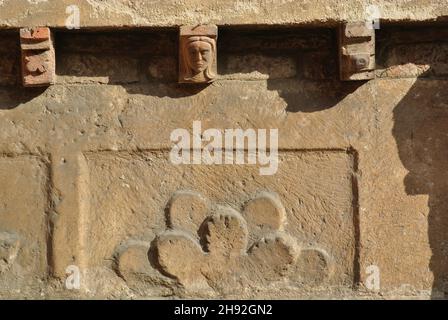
[0, 0, 448, 28]
[20, 27, 56, 87]
[339, 22, 375, 80]
[0, 1, 448, 300]
[0, 156, 49, 296]
[86, 150, 354, 297]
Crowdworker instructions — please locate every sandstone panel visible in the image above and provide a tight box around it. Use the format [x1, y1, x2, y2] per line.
[1, 1, 448, 28]
[85, 150, 356, 297]
[0, 19, 446, 300]
[0, 156, 49, 295]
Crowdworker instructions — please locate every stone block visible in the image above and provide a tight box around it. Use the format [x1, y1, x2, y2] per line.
[20, 27, 55, 87]
[0, 156, 49, 295]
[84, 150, 356, 297]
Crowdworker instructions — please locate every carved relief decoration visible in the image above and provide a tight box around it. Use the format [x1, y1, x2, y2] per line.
[179, 25, 218, 84]
[339, 22, 375, 81]
[114, 190, 334, 293]
[20, 27, 56, 87]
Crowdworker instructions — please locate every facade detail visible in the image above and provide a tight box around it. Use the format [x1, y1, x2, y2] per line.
[179, 25, 218, 83]
[338, 22, 375, 81]
[20, 27, 55, 87]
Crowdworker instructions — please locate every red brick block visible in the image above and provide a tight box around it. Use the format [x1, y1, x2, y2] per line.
[20, 27, 55, 87]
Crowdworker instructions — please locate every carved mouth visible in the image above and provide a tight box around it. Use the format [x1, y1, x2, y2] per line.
[194, 62, 206, 69]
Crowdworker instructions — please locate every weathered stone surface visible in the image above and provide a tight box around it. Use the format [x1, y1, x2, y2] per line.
[0, 15, 448, 300]
[292, 247, 334, 286]
[204, 207, 249, 258]
[58, 54, 139, 84]
[85, 151, 355, 297]
[20, 27, 55, 87]
[156, 230, 205, 286]
[0, 231, 20, 274]
[222, 55, 297, 80]
[167, 190, 210, 235]
[377, 28, 448, 78]
[1, 1, 448, 28]
[0, 156, 49, 296]
[339, 22, 375, 81]
[244, 233, 298, 283]
[153, 190, 301, 294]
[359, 78, 448, 298]
[243, 192, 286, 242]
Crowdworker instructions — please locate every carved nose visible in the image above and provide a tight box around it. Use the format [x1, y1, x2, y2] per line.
[195, 51, 202, 61]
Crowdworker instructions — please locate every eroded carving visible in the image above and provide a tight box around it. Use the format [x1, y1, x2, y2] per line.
[179, 25, 217, 83]
[242, 191, 286, 242]
[0, 231, 20, 274]
[155, 191, 332, 291]
[291, 247, 334, 286]
[167, 190, 210, 235]
[113, 190, 334, 293]
[339, 22, 375, 81]
[114, 239, 173, 289]
[20, 27, 56, 87]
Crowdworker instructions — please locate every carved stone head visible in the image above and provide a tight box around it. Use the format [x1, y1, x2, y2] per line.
[179, 25, 217, 83]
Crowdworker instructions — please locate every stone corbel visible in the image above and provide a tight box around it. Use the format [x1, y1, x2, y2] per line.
[179, 25, 218, 84]
[20, 27, 56, 87]
[339, 22, 375, 81]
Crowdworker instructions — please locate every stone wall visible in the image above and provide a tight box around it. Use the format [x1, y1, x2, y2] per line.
[0, 1, 447, 299]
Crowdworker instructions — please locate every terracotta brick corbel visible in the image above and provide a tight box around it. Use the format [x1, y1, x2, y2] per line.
[20, 27, 56, 87]
[179, 25, 218, 84]
[339, 22, 375, 81]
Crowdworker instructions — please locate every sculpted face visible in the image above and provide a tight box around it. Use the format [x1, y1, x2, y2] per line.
[179, 26, 217, 83]
[186, 40, 213, 74]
